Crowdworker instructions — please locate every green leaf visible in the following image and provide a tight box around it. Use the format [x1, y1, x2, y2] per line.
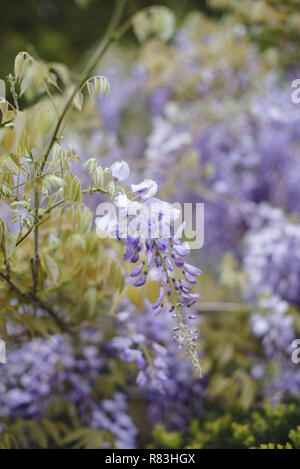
[14, 51, 32, 82]
[43, 252, 59, 284]
[42, 174, 65, 191]
[87, 81, 95, 103]
[73, 92, 83, 111]
[63, 174, 82, 203]
[132, 7, 176, 43]
[86, 76, 110, 102]
[5, 154, 24, 173]
[83, 286, 97, 316]
[68, 233, 86, 250]
[0, 220, 15, 259]
[0, 98, 8, 123]
[71, 175, 83, 203]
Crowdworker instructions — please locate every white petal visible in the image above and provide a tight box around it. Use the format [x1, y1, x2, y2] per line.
[111, 161, 130, 181]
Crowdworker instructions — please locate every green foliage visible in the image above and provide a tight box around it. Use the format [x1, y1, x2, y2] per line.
[0, 417, 114, 449]
[0, 1, 130, 346]
[151, 401, 300, 449]
[0, 219, 15, 259]
[0, 418, 69, 449]
[61, 427, 113, 449]
[151, 425, 183, 449]
[132, 6, 176, 43]
[208, 0, 300, 66]
[199, 306, 260, 409]
[1, 0, 299, 95]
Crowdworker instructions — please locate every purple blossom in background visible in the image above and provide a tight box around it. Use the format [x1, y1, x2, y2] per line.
[112, 301, 204, 429]
[251, 295, 300, 399]
[99, 62, 147, 132]
[89, 20, 300, 264]
[243, 204, 300, 307]
[251, 296, 294, 358]
[0, 333, 137, 448]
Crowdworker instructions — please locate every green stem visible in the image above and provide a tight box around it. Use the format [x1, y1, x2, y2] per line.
[0, 271, 67, 331]
[16, 0, 127, 247]
[16, 187, 109, 247]
[197, 302, 252, 312]
[32, 189, 39, 294]
[40, 0, 127, 174]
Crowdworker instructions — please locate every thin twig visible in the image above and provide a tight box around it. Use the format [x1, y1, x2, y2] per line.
[40, 0, 127, 174]
[16, 187, 109, 247]
[1, 0, 128, 336]
[15, 0, 126, 249]
[4, 257, 10, 281]
[0, 271, 67, 331]
[43, 80, 59, 116]
[33, 189, 39, 294]
[196, 302, 253, 312]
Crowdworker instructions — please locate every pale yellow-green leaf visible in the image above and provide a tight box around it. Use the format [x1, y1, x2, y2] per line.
[43, 252, 59, 284]
[71, 175, 82, 203]
[87, 81, 95, 103]
[42, 174, 65, 191]
[49, 62, 71, 86]
[14, 52, 32, 81]
[73, 92, 83, 111]
[0, 98, 8, 123]
[132, 7, 176, 43]
[45, 72, 61, 91]
[0, 220, 15, 259]
[1, 110, 15, 124]
[68, 234, 86, 251]
[83, 286, 97, 316]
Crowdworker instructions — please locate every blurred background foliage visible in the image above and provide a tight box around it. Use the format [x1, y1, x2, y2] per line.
[0, 0, 208, 79]
[151, 401, 300, 449]
[1, 0, 300, 81]
[1, 0, 300, 450]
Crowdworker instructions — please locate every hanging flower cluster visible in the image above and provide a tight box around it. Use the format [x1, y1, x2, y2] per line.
[111, 299, 204, 428]
[0, 333, 137, 448]
[96, 161, 202, 374]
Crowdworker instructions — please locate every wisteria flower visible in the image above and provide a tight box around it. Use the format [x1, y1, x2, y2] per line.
[111, 160, 130, 181]
[131, 179, 158, 200]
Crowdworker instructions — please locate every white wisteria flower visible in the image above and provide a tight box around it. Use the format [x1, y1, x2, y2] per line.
[131, 179, 158, 200]
[111, 160, 130, 181]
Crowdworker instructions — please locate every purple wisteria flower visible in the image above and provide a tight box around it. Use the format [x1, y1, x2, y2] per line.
[111, 301, 204, 428]
[0, 333, 137, 448]
[131, 179, 158, 201]
[243, 203, 300, 307]
[250, 295, 300, 399]
[95, 167, 202, 372]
